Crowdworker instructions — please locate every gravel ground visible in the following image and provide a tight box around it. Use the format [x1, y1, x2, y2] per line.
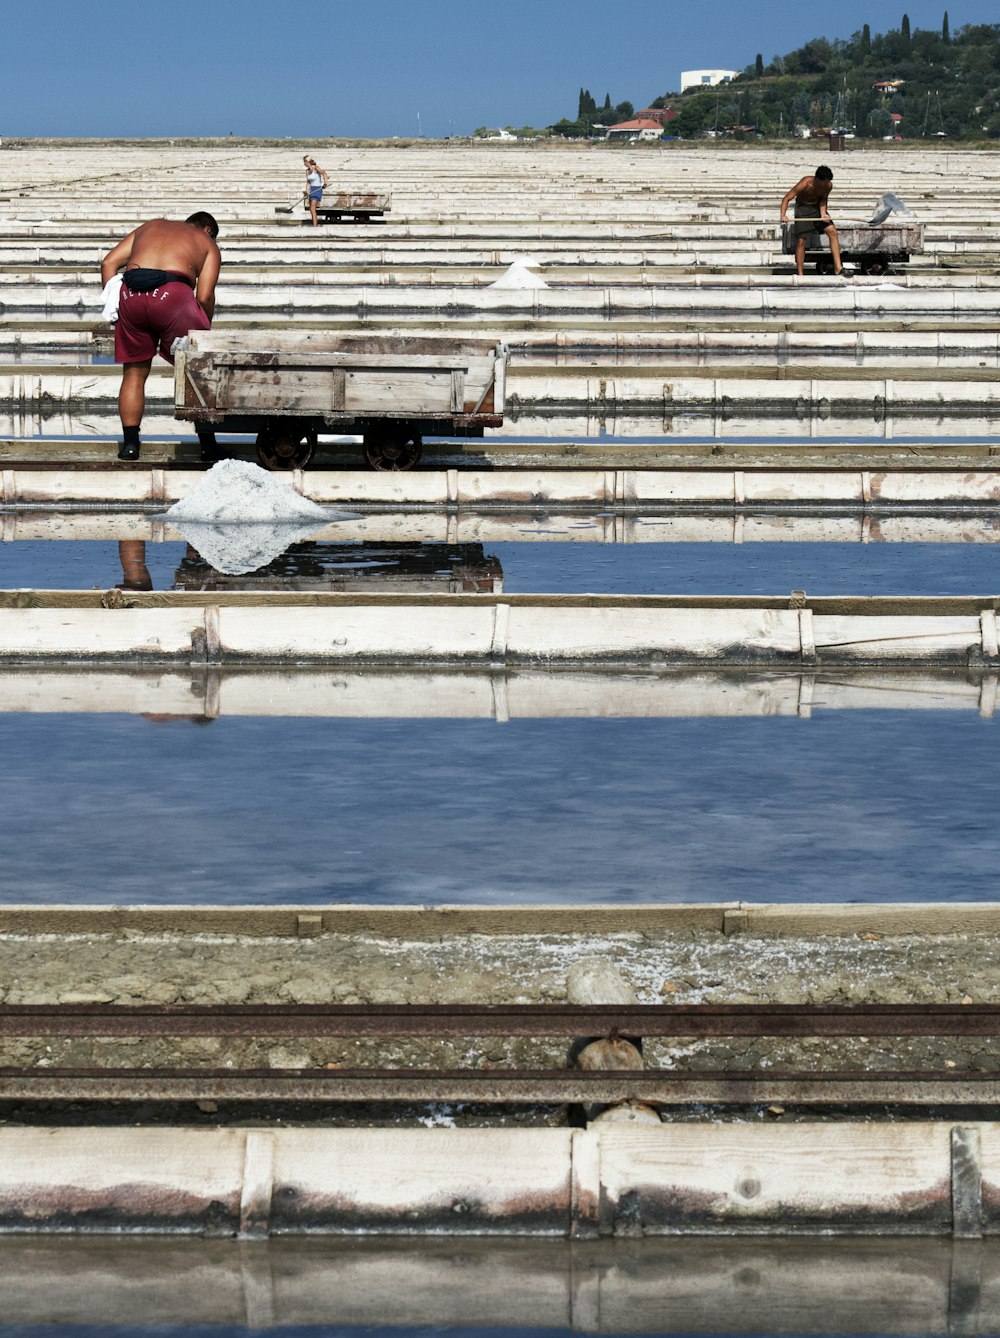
[1, 927, 998, 1093]
[3, 926, 997, 1008]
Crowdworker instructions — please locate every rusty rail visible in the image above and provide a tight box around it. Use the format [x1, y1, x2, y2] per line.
[1, 1002, 1000, 1038]
[0, 1067, 998, 1106]
[1, 1004, 999, 1107]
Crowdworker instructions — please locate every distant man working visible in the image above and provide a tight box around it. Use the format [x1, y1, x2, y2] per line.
[101, 213, 220, 461]
[779, 166, 843, 277]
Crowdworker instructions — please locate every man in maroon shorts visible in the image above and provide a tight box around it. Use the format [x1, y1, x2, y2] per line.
[101, 213, 220, 460]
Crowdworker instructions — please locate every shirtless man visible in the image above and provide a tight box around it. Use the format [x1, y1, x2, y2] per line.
[779, 166, 844, 277]
[101, 213, 220, 460]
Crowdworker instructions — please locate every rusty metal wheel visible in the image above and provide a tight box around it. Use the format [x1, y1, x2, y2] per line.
[363, 428, 423, 471]
[256, 422, 316, 470]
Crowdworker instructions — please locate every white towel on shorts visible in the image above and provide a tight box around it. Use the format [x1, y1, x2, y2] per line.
[100, 274, 122, 322]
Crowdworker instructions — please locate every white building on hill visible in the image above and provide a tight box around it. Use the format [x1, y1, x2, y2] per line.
[680, 69, 738, 92]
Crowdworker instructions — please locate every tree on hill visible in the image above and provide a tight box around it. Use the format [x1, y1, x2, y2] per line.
[550, 90, 635, 137]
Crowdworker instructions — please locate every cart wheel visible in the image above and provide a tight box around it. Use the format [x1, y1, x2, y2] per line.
[256, 423, 316, 470]
[815, 256, 835, 275]
[864, 258, 889, 276]
[364, 428, 423, 471]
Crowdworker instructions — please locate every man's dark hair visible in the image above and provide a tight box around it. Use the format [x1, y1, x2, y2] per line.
[814, 165, 833, 180]
[186, 211, 219, 238]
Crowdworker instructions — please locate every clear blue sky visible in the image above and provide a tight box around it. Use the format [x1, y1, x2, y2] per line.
[2, 0, 995, 138]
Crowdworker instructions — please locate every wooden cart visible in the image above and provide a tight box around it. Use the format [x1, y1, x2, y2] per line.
[174, 331, 508, 470]
[781, 219, 923, 275]
[314, 191, 390, 224]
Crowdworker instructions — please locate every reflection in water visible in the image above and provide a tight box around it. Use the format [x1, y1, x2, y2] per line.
[3, 529, 997, 598]
[0, 666, 994, 721]
[117, 540, 504, 594]
[173, 541, 504, 593]
[0, 1234, 991, 1335]
[118, 539, 152, 591]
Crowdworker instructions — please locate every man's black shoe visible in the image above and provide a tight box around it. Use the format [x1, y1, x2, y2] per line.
[117, 441, 140, 462]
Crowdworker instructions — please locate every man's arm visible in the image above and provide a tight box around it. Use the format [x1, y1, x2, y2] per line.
[779, 177, 809, 221]
[195, 241, 221, 320]
[100, 228, 138, 284]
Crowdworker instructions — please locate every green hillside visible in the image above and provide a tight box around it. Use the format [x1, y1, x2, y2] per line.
[552, 14, 1000, 140]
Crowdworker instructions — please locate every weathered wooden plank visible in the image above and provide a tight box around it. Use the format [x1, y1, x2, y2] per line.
[3, 1123, 1000, 1236]
[597, 1123, 952, 1233]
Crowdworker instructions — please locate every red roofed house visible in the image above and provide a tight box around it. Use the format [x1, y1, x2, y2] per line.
[606, 119, 664, 141]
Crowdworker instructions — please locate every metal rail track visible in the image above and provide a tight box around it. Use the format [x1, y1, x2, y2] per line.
[3, 1001, 1000, 1038]
[1, 1068, 999, 1106]
[2, 1004, 1000, 1106]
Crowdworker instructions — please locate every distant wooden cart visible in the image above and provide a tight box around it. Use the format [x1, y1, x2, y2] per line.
[315, 191, 391, 224]
[781, 219, 923, 275]
[174, 331, 508, 470]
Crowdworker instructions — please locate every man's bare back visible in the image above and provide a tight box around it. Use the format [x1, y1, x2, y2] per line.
[101, 217, 220, 317]
[101, 212, 221, 460]
[792, 176, 832, 207]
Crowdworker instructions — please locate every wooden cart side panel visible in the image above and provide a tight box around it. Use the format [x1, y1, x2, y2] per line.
[206, 367, 458, 416]
[490, 350, 507, 415]
[324, 192, 391, 211]
[175, 350, 221, 412]
[780, 222, 923, 256]
[206, 352, 473, 371]
[189, 359, 498, 418]
[175, 336, 507, 422]
[182, 332, 503, 360]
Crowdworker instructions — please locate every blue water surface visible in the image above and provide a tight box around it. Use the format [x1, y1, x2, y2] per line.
[0, 706, 994, 904]
[0, 536, 998, 595]
[0, 534, 996, 905]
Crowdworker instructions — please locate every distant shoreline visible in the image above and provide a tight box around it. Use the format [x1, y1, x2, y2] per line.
[4, 135, 1000, 152]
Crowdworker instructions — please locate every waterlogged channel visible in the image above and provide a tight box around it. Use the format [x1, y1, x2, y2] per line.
[0, 520, 997, 906]
[0, 1234, 990, 1337]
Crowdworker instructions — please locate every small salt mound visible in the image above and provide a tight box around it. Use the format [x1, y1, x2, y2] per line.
[167, 458, 327, 524]
[165, 459, 346, 575]
[488, 260, 548, 290]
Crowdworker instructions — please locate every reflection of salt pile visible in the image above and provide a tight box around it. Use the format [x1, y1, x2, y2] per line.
[488, 255, 547, 289]
[165, 459, 333, 575]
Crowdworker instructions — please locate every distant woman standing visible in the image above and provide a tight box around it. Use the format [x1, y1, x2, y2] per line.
[303, 155, 329, 227]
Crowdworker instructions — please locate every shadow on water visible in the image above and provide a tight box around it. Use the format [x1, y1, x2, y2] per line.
[0, 1234, 990, 1335]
